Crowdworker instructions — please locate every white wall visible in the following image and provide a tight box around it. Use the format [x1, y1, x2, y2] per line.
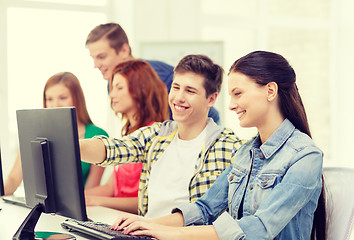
[0, 0, 111, 177]
[330, 0, 354, 167]
[1, 0, 354, 178]
[113, 0, 354, 167]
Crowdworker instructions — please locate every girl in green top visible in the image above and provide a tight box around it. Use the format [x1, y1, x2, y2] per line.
[4, 72, 108, 195]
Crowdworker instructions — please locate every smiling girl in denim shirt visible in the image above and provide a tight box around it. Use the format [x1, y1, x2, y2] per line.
[112, 51, 327, 240]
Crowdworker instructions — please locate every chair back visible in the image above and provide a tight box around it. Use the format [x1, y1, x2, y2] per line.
[324, 167, 354, 240]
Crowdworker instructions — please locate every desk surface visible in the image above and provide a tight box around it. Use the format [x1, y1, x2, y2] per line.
[0, 199, 122, 240]
[2, 198, 354, 240]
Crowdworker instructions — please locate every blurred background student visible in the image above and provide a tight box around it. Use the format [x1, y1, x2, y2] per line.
[86, 22, 220, 124]
[85, 60, 169, 214]
[4, 72, 109, 196]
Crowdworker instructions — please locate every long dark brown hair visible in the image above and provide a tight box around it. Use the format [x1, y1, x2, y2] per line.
[229, 51, 326, 240]
[110, 60, 169, 135]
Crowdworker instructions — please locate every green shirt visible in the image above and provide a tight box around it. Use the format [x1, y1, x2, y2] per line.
[81, 124, 109, 186]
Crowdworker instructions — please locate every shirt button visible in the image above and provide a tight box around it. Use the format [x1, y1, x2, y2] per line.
[259, 152, 264, 158]
[262, 179, 269, 187]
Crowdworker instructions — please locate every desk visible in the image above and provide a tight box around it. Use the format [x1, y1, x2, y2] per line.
[2, 199, 353, 240]
[0, 200, 122, 239]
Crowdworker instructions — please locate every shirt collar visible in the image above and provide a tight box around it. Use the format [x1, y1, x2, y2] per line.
[251, 119, 295, 159]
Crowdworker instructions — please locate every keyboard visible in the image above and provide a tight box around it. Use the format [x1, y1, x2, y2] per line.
[61, 218, 153, 240]
[2, 195, 30, 208]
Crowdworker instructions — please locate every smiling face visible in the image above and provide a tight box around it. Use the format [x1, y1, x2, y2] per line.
[110, 73, 136, 118]
[169, 72, 216, 128]
[228, 71, 270, 129]
[45, 83, 74, 108]
[87, 38, 127, 80]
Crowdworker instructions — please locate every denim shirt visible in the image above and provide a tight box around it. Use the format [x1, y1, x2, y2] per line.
[175, 119, 323, 240]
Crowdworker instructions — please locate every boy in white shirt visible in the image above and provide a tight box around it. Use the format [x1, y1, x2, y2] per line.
[80, 54, 244, 217]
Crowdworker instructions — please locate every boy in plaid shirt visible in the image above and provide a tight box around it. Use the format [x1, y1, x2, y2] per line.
[80, 54, 243, 217]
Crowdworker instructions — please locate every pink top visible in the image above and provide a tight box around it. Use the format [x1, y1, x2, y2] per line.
[113, 122, 153, 197]
[113, 163, 143, 197]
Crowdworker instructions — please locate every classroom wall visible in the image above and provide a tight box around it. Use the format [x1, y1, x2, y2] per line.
[1, 0, 354, 179]
[113, 0, 354, 166]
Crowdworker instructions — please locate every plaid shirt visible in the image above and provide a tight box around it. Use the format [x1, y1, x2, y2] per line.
[96, 119, 244, 216]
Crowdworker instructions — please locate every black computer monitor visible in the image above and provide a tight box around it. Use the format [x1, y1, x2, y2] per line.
[0, 148, 5, 196]
[14, 107, 88, 239]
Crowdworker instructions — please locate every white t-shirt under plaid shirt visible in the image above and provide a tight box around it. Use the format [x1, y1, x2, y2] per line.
[145, 128, 207, 219]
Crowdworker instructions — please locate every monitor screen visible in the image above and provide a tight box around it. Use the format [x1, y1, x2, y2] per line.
[14, 107, 88, 239]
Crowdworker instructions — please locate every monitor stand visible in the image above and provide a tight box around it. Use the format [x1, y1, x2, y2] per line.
[13, 203, 76, 240]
